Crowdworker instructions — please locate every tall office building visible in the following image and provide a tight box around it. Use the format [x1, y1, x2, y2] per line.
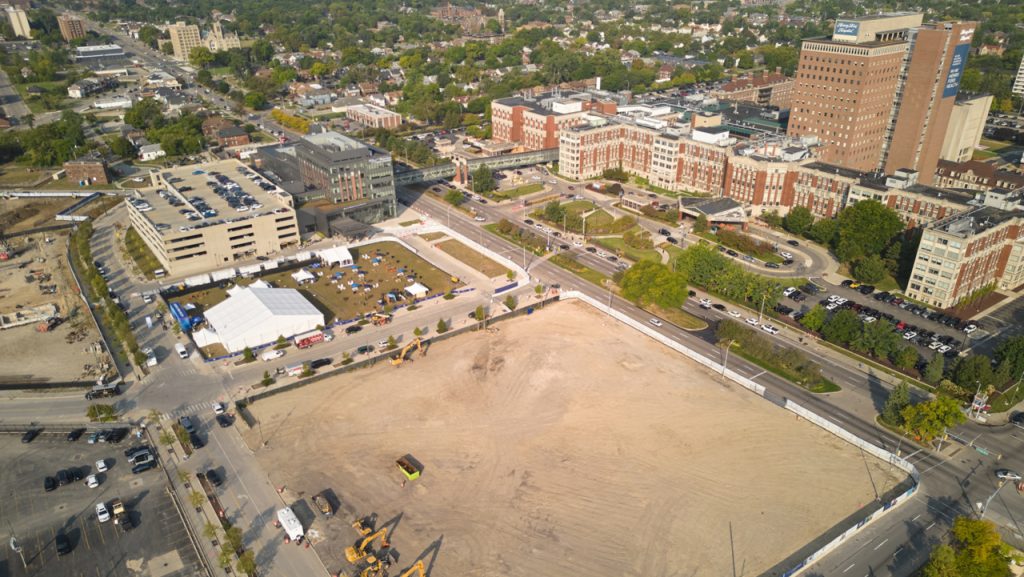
[788, 13, 975, 184]
[7, 7, 31, 39]
[57, 14, 86, 42]
[167, 21, 202, 61]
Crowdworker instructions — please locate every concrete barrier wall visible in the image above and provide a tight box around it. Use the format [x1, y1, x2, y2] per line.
[557, 291, 919, 577]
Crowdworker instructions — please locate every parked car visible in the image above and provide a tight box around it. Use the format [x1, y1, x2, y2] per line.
[44, 476, 57, 492]
[765, 262, 780, 269]
[216, 414, 233, 428]
[310, 358, 332, 369]
[132, 461, 157, 474]
[356, 345, 375, 355]
[996, 469, 1023, 481]
[746, 317, 759, 326]
[86, 475, 100, 489]
[21, 429, 40, 443]
[96, 502, 111, 522]
[787, 240, 799, 246]
[189, 433, 205, 449]
[66, 428, 85, 442]
[55, 533, 72, 556]
[205, 469, 222, 487]
[178, 416, 195, 434]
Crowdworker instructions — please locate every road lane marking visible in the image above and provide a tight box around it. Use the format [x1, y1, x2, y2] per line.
[926, 522, 936, 530]
[912, 514, 921, 522]
[843, 563, 856, 573]
[874, 538, 888, 550]
[751, 370, 766, 379]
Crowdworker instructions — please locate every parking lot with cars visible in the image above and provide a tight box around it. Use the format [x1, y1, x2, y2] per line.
[0, 430, 203, 577]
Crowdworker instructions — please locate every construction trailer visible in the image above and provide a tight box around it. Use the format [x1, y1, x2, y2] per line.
[277, 507, 304, 542]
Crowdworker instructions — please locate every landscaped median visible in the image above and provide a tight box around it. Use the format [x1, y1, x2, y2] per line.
[484, 220, 549, 255]
[716, 319, 840, 393]
[548, 253, 607, 286]
[123, 225, 162, 279]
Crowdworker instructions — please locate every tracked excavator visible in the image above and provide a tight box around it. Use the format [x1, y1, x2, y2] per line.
[345, 527, 390, 564]
[390, 338, 424, 366]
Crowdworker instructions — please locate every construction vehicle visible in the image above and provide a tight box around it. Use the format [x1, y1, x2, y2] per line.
[345, 528, 389, 564]
[396, 561, 425, 577]
[390, 338, 423, 367]
[312, 493, 333, 517]
[352, 517, 373, 536]
[36, 316, 63, 332]
[111, 498, 132, 529]
[371, 313, 392, 326]
[450, 275, 460, 283]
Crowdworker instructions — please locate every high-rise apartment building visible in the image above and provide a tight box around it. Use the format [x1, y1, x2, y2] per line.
[940, 94, 993, 163]
[788, 13, 975, 184]
[7, 7, 31, 39]
[167, 21, 202, 61]
[57, 14, 86, 42]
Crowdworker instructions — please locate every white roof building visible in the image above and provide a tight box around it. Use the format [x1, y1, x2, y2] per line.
[196, 286, 324, 353]
[405, 282, 429, 298]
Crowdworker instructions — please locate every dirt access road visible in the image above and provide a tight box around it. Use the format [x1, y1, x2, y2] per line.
[247, 301, 906, 577]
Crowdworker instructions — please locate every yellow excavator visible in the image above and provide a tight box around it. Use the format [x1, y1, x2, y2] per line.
[396, 561, 425, 577]
[390, 338, 423, 366]
[345, 528, 390, 564]
[352, 517, 373, 536]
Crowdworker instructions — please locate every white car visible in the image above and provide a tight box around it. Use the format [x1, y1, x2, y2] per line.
[596, 251, 608, 258]
[474, 215, 486, 222]
[996, 469, 1023, 481]
[96, 502, 111, 523]
[782, 288, 795, 297]
[378, 339, 390, 348]
[213, 402, 226, 415]
[142, 294, 153, 304]
[780, 252, 793, 260]
[760, 324, 779, 335]
[825, 303, 839, 311]
[938, 345, 953, 353]
[86, 475, 100, 488]
[746, 317, 759, 326]
[963, 324, 978, 334]
[928, 340, 943, 350]
[573, 240, 583, 247]
[699, 298, 712, 308]
[649, 318, 663, 328]
[863, 316, 877, 324]
[96, 459, 108, 473]
[902, 331, 918, 340]
[728, 310, 741, 318]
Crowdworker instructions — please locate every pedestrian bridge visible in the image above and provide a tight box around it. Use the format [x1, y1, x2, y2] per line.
[394, 148, 559, 186]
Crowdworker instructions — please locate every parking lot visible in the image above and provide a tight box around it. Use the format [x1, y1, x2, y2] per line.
[0, 431, 203, 577]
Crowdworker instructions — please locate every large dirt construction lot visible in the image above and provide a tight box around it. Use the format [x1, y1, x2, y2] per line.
[248, 301, 905, 577]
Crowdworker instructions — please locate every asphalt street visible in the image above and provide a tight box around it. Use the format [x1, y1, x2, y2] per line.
[0, 69, 30, 120]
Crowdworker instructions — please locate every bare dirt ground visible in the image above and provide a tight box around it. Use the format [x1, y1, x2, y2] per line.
[247, 301, 906, 577]
[0, 197, 78, 233]
[0, 231, 109, 383]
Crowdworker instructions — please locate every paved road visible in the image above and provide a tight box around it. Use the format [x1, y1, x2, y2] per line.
[0, 69, 30, 120]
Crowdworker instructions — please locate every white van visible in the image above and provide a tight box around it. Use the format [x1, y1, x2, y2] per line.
[261, 349, 285, 362]
[175, 343, 188, 359]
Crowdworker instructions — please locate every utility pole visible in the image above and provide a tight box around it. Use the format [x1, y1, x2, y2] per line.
[721, 339, 733, 376]
[980, 480, 1009, 520]
[7, 522, 26, 569]
[757, 293, 766, 324]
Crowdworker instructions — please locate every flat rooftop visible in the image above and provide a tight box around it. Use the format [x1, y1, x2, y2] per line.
[932, 206, 1023, 238]
[129, 159, 293, 236]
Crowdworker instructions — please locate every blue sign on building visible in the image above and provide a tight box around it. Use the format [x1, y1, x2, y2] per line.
[942, 43, 971, 98]
[833, 21, 860, 36]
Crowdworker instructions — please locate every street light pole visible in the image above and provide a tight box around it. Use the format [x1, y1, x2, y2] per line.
[757, 293, 767, 324]
[721, 339, 733, 376]
[7, 521, 26, 569]
[980, 480, 1009, 520]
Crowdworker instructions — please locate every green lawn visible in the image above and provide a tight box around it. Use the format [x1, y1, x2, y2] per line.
[661, 243, 686, 260]
[971, 149, 1000, 161]
[418, 232, 446, 242]
[697, 231, 783, 263]
[648, 304, 707, 330]
[0, 164, 50, 185]
[399, 219, 421, 227]
[492, 183, 543, 200]
[483, 223, 547, 256]
[548, 253, 607, 286]
[593, 235, 661, 263]
[170, 241, 459, 324]
[437, 239, 509, 278]
[731, 346, 840, 393]
[208, 66, 232, 77]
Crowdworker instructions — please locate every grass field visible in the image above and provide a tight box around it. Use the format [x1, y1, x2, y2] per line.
[593, 235, 661, 263]
[648, 304, 707, 330]
[418, 232, 446, 241]
[399, 219, 421, 227]
[170, 241, 458, 324]
[548, 253, 607, 286]
[0, 165, 50, 186]
[437, 239, 509, 278]
[492, 183, 543, 200]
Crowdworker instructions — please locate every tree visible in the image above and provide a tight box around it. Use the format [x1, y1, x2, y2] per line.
[693, 213, 709, 233]
[243, 92, 267, 110]
[242, 347, 254, 362]
[808, 218, 838, 246]
[224, 526, 243, 552]
[436, 318, 448, 333]
[138, 24, 161, 49]
[218, 545, 234, 568]
[853, 254, 888, 283]
[602, 167, 629, 182]
[782, 206, 813, 236]
[110, 136, 135, 159]
[504, 295, 518, 310]
[189, 491, 206, 509]
[799, 304, 827, 332]
[835, 200, 904, 263]
[952, 354, 995, 390]
[124, 98, 165, 131]
[261, 370, 273, 387]
[924, 354, 945, 385]
[881, 382, 911, 426]
[159, 431, 175, 446]
[276, 335, 287, 347]
[821, 309, 861, 346]
[444, 189, 464, 206]
[543, 200, 565, 224]
[413, 326, 423, 337]
[901, 396, 966, 442]
[994, 335, 1024, 379]
[196, 69, 213, 85]
[387, 335, 397, 350]
[921, 544, 958, 577]
[474, 305, 485, 321]
[892, 345, 919, 371]
[921, 517, 1014, 577]
[236, 550, 257, 575]
[618, 260, 688, 310]
[203, 522, 219, 541]
[189, 46, 215, 68]
[852, 320, 900, 359]
[471, 165, 495, 193]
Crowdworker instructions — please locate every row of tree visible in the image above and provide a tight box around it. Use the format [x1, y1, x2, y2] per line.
[0, 110, 87, 167]
[671, 243, 785, 310]
[716, 319, 830, 390]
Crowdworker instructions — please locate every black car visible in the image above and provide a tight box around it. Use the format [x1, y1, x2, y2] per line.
[205, 469, 222, 487]
[726, 250, 738, 257]
[764, 262, 780, 269]
[132, 461, 157, 474]
[57, 470, 70, 486]
[665, 237, 678, 244]
[859, 285, 876, 295]
[782, 259, 794, 266]
[1011, 412, 1024, 428]
[712, 303, 726, 311]
[124, 444, 150, 458]
[560, 244, 570, 250]
[787, 240, 800, 246]
[107, 428, 128, 444]
[356, 345, 375, 354]
[310, 358, 332, 369]
[345, 325, 362, 335]
[66, 428, 85, 442]
[688, 290, 697, 297]
[840, 280, 854, 287]
[44, 476, 57, 492]
[216, 414, 233, 428]
[21, 429, 40, 443]
[658, 228, 671, 236]
[190, 433, 205, 449]
[524, 219, 534, 225]
[55, 533, 72, 556]
[69, 468, 83, 482]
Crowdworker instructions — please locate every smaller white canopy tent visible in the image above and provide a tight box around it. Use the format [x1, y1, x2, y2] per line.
[318, 246, 353, 267]
[405, 282, 429, 298]
[291, 269, 316, 284]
